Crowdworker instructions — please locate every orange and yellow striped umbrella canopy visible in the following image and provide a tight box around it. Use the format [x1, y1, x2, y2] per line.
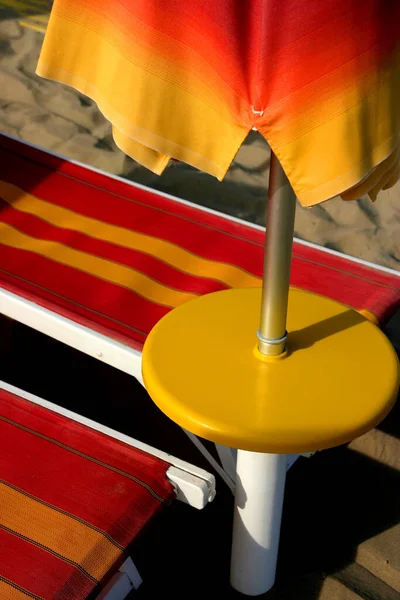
[37, 0, 400, 206]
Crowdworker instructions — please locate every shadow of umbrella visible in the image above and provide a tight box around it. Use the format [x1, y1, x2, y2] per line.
[279, 432, 400, 598]
[288, 309, 365, 352]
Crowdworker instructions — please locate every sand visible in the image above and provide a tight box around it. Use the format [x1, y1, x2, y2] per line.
[0, 12, 399, 272]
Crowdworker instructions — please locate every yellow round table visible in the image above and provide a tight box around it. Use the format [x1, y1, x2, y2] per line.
[142, 286, 399, 597]
[142, 287, 399, 455]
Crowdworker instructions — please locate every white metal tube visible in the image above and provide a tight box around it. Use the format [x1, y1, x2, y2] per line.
[230, 451, 287, 596]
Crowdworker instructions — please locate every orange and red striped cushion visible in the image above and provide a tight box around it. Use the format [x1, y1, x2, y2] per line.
[0, 133, 399, 350]
[0, 386, 174, 599]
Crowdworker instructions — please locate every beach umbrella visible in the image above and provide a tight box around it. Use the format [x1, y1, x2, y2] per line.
[37, 2, 400, 595]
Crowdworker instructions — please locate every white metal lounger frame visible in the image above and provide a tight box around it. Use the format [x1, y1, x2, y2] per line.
[0, 379, 216, 599]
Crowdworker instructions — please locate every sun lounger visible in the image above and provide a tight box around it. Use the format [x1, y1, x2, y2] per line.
[0, 379, 215, 599]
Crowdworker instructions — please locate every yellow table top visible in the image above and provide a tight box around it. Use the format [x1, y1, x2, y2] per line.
[142, 288, 399, 453]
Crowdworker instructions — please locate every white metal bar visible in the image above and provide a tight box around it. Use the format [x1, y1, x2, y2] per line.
[230, 451, 287, 596]
[0, 289, 144, 383]
[0, 380, 215, 508]
[119, 557, 143, 590]
[96, 572, 134, 600]
[214, 444, 237, 483]
[96, 558, 142, 599]
[182, 430, 236, 493]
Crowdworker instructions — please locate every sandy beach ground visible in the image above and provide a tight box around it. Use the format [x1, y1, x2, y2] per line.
[1, 5, 400, 273]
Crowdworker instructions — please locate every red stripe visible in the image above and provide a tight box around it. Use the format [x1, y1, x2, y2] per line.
[0, 389, 174, 547]
[0, 199, 228, 296]
[294, 243, 399, 288]
[291, 245, 400, 322]
[0, 244, 169, 344]
[0, 527, 95, 600]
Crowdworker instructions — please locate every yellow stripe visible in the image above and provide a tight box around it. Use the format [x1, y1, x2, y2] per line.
[19, 17, 48, 33]
[1, 0, 49, 15]
[358, 309, 379, 326]
[0, 482, 120, 581]
[0, 181, 260, 289]
[19, 21, 47, 33]
[0, 221, 195, 308]
[0, 580, 34, 600]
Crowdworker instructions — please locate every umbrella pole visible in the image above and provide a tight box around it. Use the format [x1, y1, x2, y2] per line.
[231, 154, 296, 596]
[257, 152, 297, 356]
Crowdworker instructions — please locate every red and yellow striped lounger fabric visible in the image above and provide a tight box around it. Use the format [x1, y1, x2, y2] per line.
[0, 385, 174, 600]
[0, 133, 399, 345]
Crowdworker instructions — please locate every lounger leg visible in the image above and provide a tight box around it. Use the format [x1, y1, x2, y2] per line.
[97, 558, 142, 599]
[230, 451, 286, 596]
[215, 444, 237, 483]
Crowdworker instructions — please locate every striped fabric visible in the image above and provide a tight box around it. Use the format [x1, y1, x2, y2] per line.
[0, 386, 174, 600]
[0, 136, 400, 349]
[0, 134, 399, 342]
[36, 1, 400, 206]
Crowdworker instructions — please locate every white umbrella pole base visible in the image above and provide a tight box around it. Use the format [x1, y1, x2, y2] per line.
[230, 451, 287, 596]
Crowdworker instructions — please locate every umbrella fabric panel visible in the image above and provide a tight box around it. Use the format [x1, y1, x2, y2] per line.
[37, 0, 400, 205]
